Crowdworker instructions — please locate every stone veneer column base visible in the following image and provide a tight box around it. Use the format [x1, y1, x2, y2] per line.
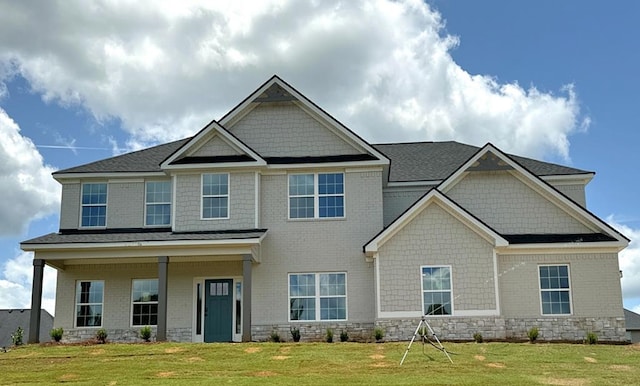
[252, 322, 375, 342]
[61, 327, 193, 343]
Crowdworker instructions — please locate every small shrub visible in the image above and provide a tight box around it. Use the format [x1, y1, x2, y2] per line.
[96, 328, 108, 344]
[585, 331, 598, 345]
[50, 327, 64, 342]
[527, 327, 539, 342]
[326, 328, 334, 343]
[290, 327, 301, 342]
[374, 327, 385, 342]
[340, 330, 349, 342]
[11, 326, 24, 346]
[139, 326, 152, 342]
[270, 330, 281, 343]
[473, 332, 483, 343]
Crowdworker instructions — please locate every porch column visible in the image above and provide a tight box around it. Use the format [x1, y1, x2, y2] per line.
[242, 254, 252, 342]
[28, 259, 45, 344]
[157, 256, 169, 341]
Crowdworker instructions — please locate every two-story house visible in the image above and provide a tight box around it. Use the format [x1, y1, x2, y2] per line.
[22, 76, 629, 343]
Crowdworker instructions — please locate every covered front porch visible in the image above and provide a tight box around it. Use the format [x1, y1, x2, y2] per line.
[21, 229, 266, 343]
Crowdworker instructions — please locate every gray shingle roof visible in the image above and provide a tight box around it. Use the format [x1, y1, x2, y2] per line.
[0, 309, 54, 347]
[372, 142, 591, 182]
[625, 308, 640, 330]
[53, 138, 590, 181]
[21, 229, 267, 245]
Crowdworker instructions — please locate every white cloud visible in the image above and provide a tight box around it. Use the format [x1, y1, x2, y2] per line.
[0, 108, 60, 236]
[607, 216, 640, 308]
[0, 0, 584, 160]
[0, 250, 56, 315]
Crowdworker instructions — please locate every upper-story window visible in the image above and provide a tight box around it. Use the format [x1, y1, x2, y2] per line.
[145, 181, 171, 226]
[81, 183, 107, 227]
[202, 173, 229, 219]
[289, 173, 344, 219]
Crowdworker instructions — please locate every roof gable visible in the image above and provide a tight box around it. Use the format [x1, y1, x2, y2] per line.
[161, 120, 266, 170]
[438, 143, 629, 245]
[364, 189, 508, 257]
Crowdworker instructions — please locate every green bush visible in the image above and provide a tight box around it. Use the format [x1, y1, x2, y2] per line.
[374, 327, 384, 342]
[96, 328, 108, 344]
[340, 330, 349, 342]
[326, 328, 334, 343]
[270, 330, 281, 342]
[11, 326, 24, 346]
[473, 332, 483, 343]
[290, 327, 301, 342]
[139, 326, 152, 342]
[50, 327, 64, 342]
[585, 331, 598, 345]
[528, 327, 539, 342]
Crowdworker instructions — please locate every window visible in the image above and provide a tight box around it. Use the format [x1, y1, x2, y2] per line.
[132, 279, 158, 326]
[146, 181, 171, 226]
[75, 280, 104, 327]
[289, 273, 347, 321]
[422, 266, 452, 316]
[202, 173, 229, 219]
[289, 173, 344, 219]
[81, 183, 107, 227]
[539, 265, 571, 315]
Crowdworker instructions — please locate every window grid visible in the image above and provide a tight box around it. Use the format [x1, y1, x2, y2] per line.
[145, 181, 172, 226]
[132, 279, 159, 326]
[289, 273, 347, 321]
[539, 265, 572, 315]
[75, 280, 104, 327]
[288, 173, 344, 219]
[81, 183, 107, 227]
[421, 266, 452, 316]
[202, 173, 229, 219]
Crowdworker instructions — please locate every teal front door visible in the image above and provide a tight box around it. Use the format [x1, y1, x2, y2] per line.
[204, 279, 233, 342]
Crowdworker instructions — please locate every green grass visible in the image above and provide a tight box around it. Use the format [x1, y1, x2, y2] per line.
[0, 341, 639, 385]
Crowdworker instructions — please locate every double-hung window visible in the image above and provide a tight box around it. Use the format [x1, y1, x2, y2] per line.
[422, 266, 452, 316]
[289, 273, 347, 321]
[145, 181, 171, 226]
[81, 183, 107, 227]
[289, 173, 344, 219]
[539, 265, 571, 315]
[75, 280, 104, 327]
[131, 279, 158, 326]
[202, 173, 229, 219]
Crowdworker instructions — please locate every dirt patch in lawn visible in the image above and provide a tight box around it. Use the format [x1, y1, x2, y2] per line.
[156, 371, 175, 378]
[486, 362, 505, 369]
[583, 357, 597, 363]
[540, 378, 590, 386]
[244, 347, 261, 354]
[90, 349, 105, 355]
[164, 347, 185, 354]
[609, 364, 631, 371]
[185, 356, 204, 363]
[253, 371, 278, 377]
[369, 354, 385, 360]
[271, 355, 290, 360]
[59, 374, 79, 382]
[474, 355, 486, 361]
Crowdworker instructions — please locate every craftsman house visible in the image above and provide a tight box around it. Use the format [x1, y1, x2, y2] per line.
[22, 76, 628, 343]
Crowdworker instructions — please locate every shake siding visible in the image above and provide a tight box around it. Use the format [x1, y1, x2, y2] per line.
[447, 171, 591, 234]
[191, 135, 241, 157]
[55, 261, 242, 331]
[173, 172, 255, 232]
[227, 104, 360, 157]
[107, 182, 144, 228]
[382, 186, 432, 226]
[60, 183, 80, 229]
[377, 204, 496, 313]
[498, 253, 624, 318]
[552, 183, 587, 207]
[252, 170, 382, 324]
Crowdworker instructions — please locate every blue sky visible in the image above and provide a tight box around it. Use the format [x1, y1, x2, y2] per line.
[0, 0, 638, 315]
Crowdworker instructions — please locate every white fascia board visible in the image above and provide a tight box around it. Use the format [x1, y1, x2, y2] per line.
[162, 161, 267, 171]
[386, 180, 442, 187]
[497, 240, 628, 255]
[267, 159, 388, 170]
[541, 173, 595, 185]
[21, 237, 266, 252]
[54, 172, 167, 181]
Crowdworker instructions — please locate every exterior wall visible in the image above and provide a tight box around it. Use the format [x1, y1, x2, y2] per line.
[59, 183, 80, 229]
[550, 183, 587, 207]
[191, 135, 241, 157]
[381, 186, 431, 227]
[629, 330, 640, 343]
[377, 203, 496, 314]
[56, 260, 242, 343]
[228, 103, 360, 157]
[251, 169, 383, 331]
[447, 171, 591, 234]
[174, 172, 256, 232]
[498, 252, 624, 319]
[107, 181, 144, 228]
